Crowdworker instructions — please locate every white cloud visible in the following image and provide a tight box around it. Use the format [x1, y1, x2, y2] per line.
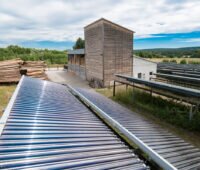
[179, 38, 200, 43]
[136, 34, 167, 39]
[0, 0, 200, 45]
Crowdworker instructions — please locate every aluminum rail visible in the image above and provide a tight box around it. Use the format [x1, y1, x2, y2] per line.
[158, 67, 200, 72]
[0, 75, 24, 136]
[0, 77, 147, 169]
[115, 74, 200, 98]
[158, 68, 200, 75]
[68, 85, 177, 170]
[154, 73, 200, 84]
[172, 72, 200, 79]
[157, 63, 200, 72]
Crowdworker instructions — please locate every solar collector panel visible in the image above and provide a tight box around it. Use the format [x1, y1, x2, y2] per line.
[75, 88, 200, 170]
[0, 77, 147, 170]
[116, 74, 200, 98]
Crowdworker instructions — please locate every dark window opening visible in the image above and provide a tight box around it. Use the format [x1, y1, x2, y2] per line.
[138, 73, 142, 78]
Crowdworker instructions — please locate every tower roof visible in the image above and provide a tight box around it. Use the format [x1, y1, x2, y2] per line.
[84, 18, 135, 33]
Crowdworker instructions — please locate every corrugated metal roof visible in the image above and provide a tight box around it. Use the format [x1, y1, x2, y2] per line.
[75, 88, 200, 170]
[68, 49, 85, 55]
[0, 76, 147, 169]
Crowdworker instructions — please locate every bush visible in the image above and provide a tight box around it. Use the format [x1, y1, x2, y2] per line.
[180, 59, 187, 64]
[162, 59, 169, 62]
[188, 61, 200, 64]
[170, 59, 177, 63]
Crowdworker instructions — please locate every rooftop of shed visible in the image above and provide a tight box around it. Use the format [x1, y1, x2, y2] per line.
[134, 55, 157, 64]
[68, 49, 85, 55]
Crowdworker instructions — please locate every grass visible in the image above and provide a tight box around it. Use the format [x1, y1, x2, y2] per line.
[148, 57, 200, 63]
[96, 86, 200, 148]
[0, 85, 16, 117]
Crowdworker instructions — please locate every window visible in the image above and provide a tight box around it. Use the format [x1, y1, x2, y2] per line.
[138, 73, 142, 78]
[142, 74, 145, 79]
[149, 72, 153, 75]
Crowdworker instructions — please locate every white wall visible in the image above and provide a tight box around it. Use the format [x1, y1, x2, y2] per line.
[133, 57, 157, 80]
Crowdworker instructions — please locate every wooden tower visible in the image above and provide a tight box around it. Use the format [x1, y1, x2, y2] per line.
[84, 18, 134, 87]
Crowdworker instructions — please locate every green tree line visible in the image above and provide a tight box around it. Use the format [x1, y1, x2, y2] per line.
[0, 45, 67, 65]
[135, 47, 200, 58]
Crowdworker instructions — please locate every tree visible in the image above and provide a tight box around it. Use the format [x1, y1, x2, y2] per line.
[73, 37, 85, 49]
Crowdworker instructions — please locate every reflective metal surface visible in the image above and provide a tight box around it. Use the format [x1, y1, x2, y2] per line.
[115, 74, 200, 98]
[0, 77, 148, 170]
[75, 88, 200, 170]
[155, 73, 200, 84]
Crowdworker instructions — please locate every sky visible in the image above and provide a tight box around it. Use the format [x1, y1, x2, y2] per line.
[0, 0, 200, 50]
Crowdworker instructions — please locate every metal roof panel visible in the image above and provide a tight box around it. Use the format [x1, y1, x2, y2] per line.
[0, 77, 147, 169]
[74, 88, 200, 170]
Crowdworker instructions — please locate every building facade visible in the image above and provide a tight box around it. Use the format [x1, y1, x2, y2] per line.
[85, 19, 134, 86]
[68, 18, 134, 87]
[133, 56, 157, 80]
[67, 49, 86, 79]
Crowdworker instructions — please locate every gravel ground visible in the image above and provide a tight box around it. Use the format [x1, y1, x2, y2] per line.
[46, 69, 91, 89]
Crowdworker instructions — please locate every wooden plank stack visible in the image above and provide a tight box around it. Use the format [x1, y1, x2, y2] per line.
[21, 61, 47, 80]
[0, 59, 23, 83]
[0, 59, 47, 83]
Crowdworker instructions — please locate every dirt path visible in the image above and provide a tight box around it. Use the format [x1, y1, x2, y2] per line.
[46, 69, 91, 89]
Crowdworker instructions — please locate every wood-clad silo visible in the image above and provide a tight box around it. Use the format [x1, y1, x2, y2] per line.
[84, 18, 134, 87]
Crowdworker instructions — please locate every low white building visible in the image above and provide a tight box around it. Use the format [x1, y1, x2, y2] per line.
[133, 56, 157, 80]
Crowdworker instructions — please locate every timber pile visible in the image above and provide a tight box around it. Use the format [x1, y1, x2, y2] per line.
[0, 59, 47, 83]
[0, 59, 23, 83]
[21, 61, 47, 80]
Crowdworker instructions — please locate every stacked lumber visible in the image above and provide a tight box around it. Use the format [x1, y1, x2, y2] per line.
[21, 61, 47, 80]
[0, 59, 23, 83]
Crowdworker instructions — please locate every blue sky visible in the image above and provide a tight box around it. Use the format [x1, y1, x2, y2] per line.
[0, 0, 200, 50]
[135, 31, 200, 49]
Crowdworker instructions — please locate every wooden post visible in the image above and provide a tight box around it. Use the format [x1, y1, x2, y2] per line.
[150, 88, 153, 97]
[132, 83, 135, 101]
[189, 105, 193, 121]
[150, 88, 153, 104]
[126, 84, 128, 91]
[113, 81, 116, 97]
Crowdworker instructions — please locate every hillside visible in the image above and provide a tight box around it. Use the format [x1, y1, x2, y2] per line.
[135, 46, 200, 58]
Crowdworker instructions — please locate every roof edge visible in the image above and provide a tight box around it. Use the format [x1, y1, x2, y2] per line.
[68, 48, 85, 55]
[84, 18, 135, 33]
[0, 75, 24, 136]
[134, 55, 158, 64]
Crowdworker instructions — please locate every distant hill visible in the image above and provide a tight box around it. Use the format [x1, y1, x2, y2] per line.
[135, 47, 200, 58]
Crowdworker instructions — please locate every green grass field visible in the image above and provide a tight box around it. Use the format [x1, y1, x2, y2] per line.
[148, 57, 200, 63]
[0, 85, 16, 117]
